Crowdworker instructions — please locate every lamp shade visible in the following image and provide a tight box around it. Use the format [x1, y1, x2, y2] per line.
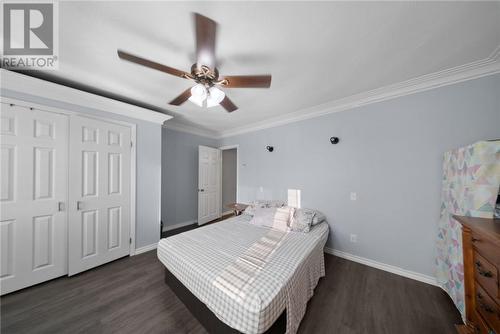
[189, 84, 207, 107]
[206, 87, 225, 108]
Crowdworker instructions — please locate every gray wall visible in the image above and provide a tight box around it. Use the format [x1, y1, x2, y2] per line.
[222, 149, 237, 213]
[218, 74, 500, 277]
[1, 89, 163, 249]
[162, 128, 217, 227]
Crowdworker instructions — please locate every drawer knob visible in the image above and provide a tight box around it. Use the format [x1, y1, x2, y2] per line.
[471, 237, 480, 242]
[475, 261, 493, 278]
[478, 301, 494, 314]
[479, 269, 493, 278]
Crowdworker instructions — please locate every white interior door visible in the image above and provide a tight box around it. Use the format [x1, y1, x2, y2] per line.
[1, 105, 68, 295]
[68, 116, 131, 275]
[198, 146, 221, 225]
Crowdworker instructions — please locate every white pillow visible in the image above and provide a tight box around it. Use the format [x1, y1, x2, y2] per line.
[256, 200, 287, 208]
[243, 200, 287, 216]
[250, 206, 294, 232]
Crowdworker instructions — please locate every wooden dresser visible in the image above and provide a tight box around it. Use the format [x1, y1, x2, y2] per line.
[455, 215, 500, 334]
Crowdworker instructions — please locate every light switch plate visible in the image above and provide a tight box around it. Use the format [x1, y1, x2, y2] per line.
[350, 192, 357, 201]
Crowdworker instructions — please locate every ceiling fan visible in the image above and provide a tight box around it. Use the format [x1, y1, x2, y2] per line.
[117, 13, 272, 112]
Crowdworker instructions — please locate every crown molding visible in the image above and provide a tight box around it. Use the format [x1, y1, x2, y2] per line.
[163, 119, 218, 138]
[216, 47, 500, 138]
[490, 44, 500, 61]
[166, 49, 500, 139]
[0, 69, 172, 125]
[4, 45, 498, 137]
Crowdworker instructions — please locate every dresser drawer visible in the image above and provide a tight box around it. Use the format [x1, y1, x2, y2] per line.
[472, 232, 500, 267]
[474, 252, 499, 302]
[475, 283, 500, 332]
[472, 310, 494, 334]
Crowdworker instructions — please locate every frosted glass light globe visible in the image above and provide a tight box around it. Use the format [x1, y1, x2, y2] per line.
[189, 84, 207, 107]
[206, 87, 225, 108]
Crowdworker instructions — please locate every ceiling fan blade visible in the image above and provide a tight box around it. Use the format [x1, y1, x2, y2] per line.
[194, 13, 217, 69]
[169, 87, 192, 106]
[220, 95, 238, 112]
[117, 50, 190, 79]
[221, 75, 272, 88]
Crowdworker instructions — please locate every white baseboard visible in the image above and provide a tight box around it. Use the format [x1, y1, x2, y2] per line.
[162, 220, 197, 232]
[133, 243, 158, 255]
[324, 247, 438, 286]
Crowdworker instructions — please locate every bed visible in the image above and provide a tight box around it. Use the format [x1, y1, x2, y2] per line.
[157, 214, 329, 334]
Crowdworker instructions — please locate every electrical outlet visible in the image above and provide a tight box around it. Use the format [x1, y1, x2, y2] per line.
[350, 192, 357, 201]
[350, 234, 358, 243]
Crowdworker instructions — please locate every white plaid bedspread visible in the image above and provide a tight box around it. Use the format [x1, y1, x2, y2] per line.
[157, 215, 329, 334]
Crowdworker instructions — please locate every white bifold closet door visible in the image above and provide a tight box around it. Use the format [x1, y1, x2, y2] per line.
[1, 106, 132, 294]
[68, 116, 131, 276]
[0, 105, 69, 294]
[198, 146, 221, 225]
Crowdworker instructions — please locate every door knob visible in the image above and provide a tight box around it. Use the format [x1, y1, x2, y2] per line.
[58, 202, 65, 211]
[77, 201, 84, 210]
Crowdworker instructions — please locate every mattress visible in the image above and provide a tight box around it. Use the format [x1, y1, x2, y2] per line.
[157, 215, 329, 334]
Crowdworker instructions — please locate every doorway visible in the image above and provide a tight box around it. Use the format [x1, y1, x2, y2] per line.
[220, 146, 238, 216]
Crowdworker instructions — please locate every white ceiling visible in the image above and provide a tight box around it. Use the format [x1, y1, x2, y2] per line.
[52, 1, 499, 135]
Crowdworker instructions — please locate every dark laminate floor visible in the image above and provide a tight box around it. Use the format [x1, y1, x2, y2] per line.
[1, 228, 462, 334]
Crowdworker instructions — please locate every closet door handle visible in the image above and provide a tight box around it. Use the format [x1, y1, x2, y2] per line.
[77, 201, 84, 210]
[58, 202, 65, 211]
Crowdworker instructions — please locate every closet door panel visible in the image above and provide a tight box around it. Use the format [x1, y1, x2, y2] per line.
[68, 116, 131, 276]
[0, 104, 68, 295]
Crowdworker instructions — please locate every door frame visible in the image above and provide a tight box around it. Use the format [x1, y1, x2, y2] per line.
[219, 145, 239, 215]
[0, 97, 138, 256]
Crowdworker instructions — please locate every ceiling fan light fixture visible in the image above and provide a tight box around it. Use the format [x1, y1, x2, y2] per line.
[189, 83, 207, 107]
[206, 86, 225, 108]
[190, 83, 207, 98]
[118, 13, 271, 112]
[188, 95, 204, 107]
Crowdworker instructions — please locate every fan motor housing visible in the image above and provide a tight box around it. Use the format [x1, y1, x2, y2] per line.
[191, 64, 219, 83]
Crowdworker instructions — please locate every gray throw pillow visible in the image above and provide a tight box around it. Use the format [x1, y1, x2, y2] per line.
[311, 210, 326, 225]
[290, 208, 326, 232]
[289, 209, 315, 233]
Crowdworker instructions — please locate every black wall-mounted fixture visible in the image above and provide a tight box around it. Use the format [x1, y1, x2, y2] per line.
[266, 146, 274, 152]
[330, 137, 340, 145]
